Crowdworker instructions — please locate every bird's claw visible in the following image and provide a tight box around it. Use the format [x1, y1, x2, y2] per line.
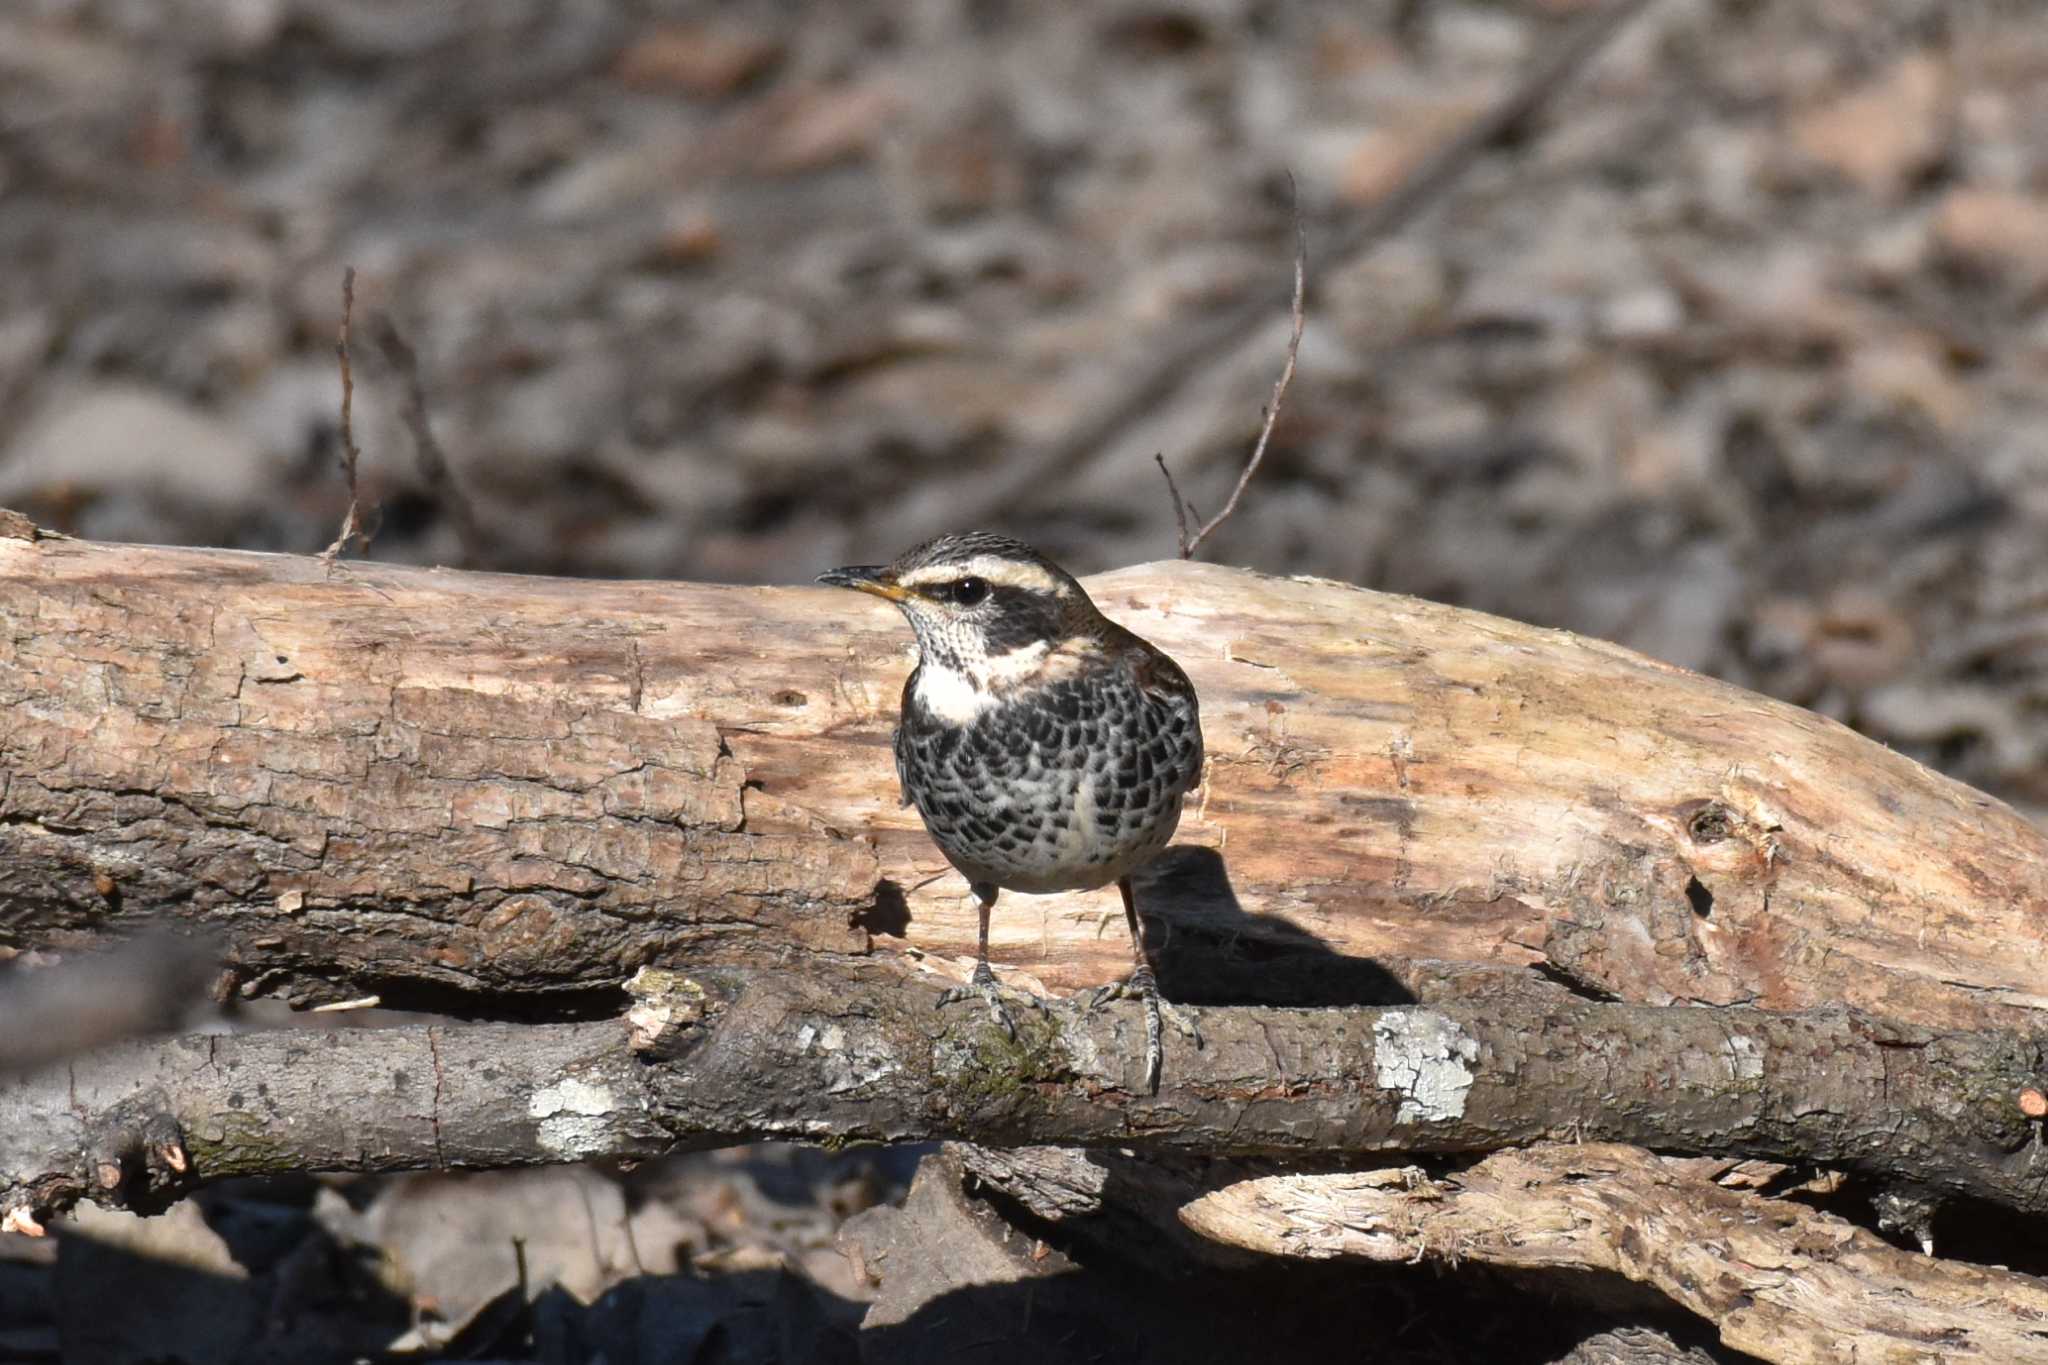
[1081, 968, 1200, 1093]
[936, 962, 1047, 1040]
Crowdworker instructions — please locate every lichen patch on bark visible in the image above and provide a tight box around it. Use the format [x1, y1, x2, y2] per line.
[529, 1075, 632, 1159]
[1371, 1010, 1480, 1124]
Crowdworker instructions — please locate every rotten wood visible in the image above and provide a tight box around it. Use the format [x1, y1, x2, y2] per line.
[2, 532, 2044, 1039]
[1180, 1144, 2048, 1365]
[4, 967, 2045, 1232]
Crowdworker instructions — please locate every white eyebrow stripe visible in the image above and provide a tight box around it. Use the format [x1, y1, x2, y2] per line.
[897, 556, 1066, 594]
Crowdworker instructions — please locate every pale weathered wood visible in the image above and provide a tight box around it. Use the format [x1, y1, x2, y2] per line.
[2, 531, 2045, 1033]
[1179, 1144, 2048, 1365]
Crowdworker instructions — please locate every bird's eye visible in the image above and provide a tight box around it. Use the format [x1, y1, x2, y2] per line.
[948, 577, 989, 606]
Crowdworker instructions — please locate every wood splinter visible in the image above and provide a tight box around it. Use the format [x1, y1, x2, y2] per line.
[1, 1206, 45, 1238]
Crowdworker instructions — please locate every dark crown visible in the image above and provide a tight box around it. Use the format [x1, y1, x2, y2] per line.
[892, 531, 1069, 580]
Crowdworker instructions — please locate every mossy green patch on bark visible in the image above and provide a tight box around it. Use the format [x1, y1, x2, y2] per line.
[183, 1111, 298, 1178]
[936, 1006, 1072, 1114]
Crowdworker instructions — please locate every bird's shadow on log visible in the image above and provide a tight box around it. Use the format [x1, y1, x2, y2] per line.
[1132, 846, 1416, 1008]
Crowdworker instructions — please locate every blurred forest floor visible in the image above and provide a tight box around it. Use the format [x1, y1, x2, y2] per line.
[2, 1, 2045, 1361]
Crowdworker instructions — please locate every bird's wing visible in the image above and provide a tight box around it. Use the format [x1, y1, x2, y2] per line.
[893, 668, 916, 807]
[1127, 646, 1204, 790]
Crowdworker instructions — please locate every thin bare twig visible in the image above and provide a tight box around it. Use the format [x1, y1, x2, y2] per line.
[371, 315, 484, 569]
[319, 267, 366, 563]
[1157, 198, 1307, 559]
[897, 0, 1657, 546]
[1153, 454, 1197, 553]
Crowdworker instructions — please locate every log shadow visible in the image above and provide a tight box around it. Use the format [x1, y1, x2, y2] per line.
[845, 1146, 1730, 1365]
[536, 1269, 863, 1365]
[31, 1155, 1747, 1365]
[855, 1254, 1739, 1365]
[1130, 846, 1416, 1008]
[48, 1183, 413, 1363]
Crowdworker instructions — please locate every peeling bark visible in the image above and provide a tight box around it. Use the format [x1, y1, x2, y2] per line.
[5, 968, 2046, 1232]
[3, 534, 2046, 1036]
[1180, 1145, 2048, 1365]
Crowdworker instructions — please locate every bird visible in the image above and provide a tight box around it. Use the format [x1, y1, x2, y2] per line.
[819, 531, 1204, 1089]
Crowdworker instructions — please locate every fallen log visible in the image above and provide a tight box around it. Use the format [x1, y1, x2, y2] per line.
[1180, 1144, 2048, 1365]
[2, 526, 2044, 1039]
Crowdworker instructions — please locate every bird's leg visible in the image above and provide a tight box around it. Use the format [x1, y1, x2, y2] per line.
[934, 883, 1043, 1038]
[1086, 876, 1201, 1092]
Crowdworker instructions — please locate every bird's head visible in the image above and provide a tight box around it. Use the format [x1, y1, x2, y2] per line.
[819, 532, 1096, 678]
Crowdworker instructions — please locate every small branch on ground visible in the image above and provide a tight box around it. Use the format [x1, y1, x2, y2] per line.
[371, 314, 485, 569]
[8, 969, 2048, 1235]
[319, 266, 368, 564]
[1155, 192, 1307, 559]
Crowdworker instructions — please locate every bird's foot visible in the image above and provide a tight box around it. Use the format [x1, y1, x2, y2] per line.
[936, 961, 1047, 1040]
[1083, 968, 1200, 1094]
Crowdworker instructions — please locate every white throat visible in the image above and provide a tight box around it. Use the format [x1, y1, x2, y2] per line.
[913, 660, 993, 724]
[912, 639, 1052, 723]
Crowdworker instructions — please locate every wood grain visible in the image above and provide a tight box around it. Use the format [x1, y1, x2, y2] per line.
[2, 533, 2043, 1031]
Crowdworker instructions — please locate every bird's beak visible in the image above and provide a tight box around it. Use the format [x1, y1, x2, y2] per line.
[817, 565, 909, 601]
